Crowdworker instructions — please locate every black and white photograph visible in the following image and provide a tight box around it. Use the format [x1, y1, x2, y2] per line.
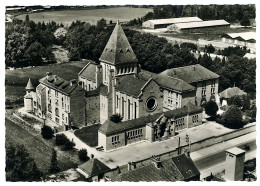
[2, 0, 258, 183]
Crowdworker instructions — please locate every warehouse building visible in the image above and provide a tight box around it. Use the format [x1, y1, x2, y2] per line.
[167, 20, 230, 33]
[142, 17, 202, 29]
[221, 32, 256, 53]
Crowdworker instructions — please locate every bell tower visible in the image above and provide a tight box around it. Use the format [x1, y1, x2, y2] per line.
[99, 21, 138, 87]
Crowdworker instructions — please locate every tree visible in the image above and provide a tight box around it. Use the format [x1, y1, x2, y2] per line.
[78, 149, 88, 162]
[6, 143, 42, 181]
[222, 105, 243, 129]
[205, 44, 215, 53]
[229, 95, 244, 108]
[240, 16, 251, 26]
[25, 42, 43, 66]
[41, 125, 54, 139]
[110, 114, 123, 123]
[49, 149, 60, 174]
[96, 18, 107, 30]
[204, 100, 219, 118]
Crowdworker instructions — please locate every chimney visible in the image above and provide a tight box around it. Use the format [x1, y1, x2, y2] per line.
[127, 162, 132, 171]
[151, 156, 162, 169]
[70, 79, 76, 86]
[54, 75, 58, 82]
[96, 65, 102, 87]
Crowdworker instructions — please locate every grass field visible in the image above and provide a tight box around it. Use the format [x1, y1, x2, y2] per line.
[74, 124, 101, 147]
[5, 118, 81, 175]
[16, 7, 153, 26]
[5, 61, 89, 102]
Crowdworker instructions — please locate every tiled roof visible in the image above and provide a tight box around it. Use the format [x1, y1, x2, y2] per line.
[160, 64, 219, 83]
[172, 154, 200, 180]
[78, 158, 110, 177]
[222, 32, 256, 41]
[116, 76, 147, 97]
[169, 20, 230, 29]
[99, 22, 138, 65]
[219, 87, 247, 99]
[39, 75, 79, 95]
[144, 17, 202, 25]
[78, 62, 97, 82]
[113, 154, 199, 182]
[99, 102, 202, 135]
[138, 70, 195, 92]
[25, 78, 34, 90]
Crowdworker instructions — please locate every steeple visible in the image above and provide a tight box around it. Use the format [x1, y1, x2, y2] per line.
[25, 78, 34, 91]
[99, 21, 138, 65]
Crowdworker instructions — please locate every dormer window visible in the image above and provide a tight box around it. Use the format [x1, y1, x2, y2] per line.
[119, 49, 123, 53]
[105, 48, 108, 51]
[110, 49, 113, 52]
[126, 48, 130, 52]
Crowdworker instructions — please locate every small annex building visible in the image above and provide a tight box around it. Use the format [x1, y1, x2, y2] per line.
[219, 87, 247, 107]
[142, 17, 202, 29]
[98, 101, 202, 151]
[112, 154, 200, 181]
[167, 19, 230, 33]
[221, 32, 256, 53]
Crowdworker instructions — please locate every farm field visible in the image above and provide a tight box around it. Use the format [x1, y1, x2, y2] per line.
[5, 61, 89, 102]
[5, 118, 81, 175]
[16, 7, 153, 26]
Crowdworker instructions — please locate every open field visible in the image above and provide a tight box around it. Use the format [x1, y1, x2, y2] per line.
[74, 124, 101, 147]
[16, 7, 153, 26]
[5, 61, 89, 102]
[5, 118, 81, 175]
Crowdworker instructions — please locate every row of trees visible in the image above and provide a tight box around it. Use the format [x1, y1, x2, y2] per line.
[128, 5, 255, 26]
[5, 15, 62, 68]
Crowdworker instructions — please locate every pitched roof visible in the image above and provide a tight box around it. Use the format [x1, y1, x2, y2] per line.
[116, 75, 147, 97]
[113, 154, 200, 182]
[39, 75, 79, 95]
[99, 103, 202, 135]
[172, 154, 200, 180]
[138, 70, 195, 92]
[144, 17, 202, 25]
[78, 62, 98, 82]
[222, 32, 256, 42]
[25, 78, 34, 90]
[219, 87, 247, 99]
[226, 147, 245, 156]
[99, 21, 138, 65]
[169, 20, 230, 30]
[160, 64, 219, 83]
[78, 158, 110, 177]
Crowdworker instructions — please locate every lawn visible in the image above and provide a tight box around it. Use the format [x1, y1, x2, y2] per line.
[52, 45, 69, 63]
[74, 124, 101, 147]
[5, 60, 89, 102]
[16, 7, 153, 26]
[5, 117, 81, 175]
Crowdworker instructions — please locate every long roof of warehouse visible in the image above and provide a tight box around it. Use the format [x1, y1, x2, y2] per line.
[145, 17, 202, 25]
[168, 19, 230, 29]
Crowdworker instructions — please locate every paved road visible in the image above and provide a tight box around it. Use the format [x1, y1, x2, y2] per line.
[194, 140, 256, 170]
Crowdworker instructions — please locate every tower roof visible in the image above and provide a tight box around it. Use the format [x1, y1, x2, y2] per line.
[99, 21, 137, 65]
[25, 78, 34, 90]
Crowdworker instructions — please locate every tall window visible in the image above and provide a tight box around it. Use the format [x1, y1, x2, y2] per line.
[168, 91, 173, 106]
[134, 102, 137, 119]
[48, 104, 52, 113]
[55, 90, 58, 97]
[55, 108, 59, 117]
[202, 81, 206, 97]
[62, 97, 64, 109]
[105, 64, 107, 81]
[128, 99, 131, 120]
[122, 97, 124, 117]
[116, 95, 119, 108]
[211, 80, 215, 95]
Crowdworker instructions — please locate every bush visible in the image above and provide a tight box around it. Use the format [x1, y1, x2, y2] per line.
[110, 114, 123, 123]
[41, 125, 54, 139]
[216, 116, 225, 124]
[229, 95, 244, 108]
[78, 149, 88, 162]
[55, 133, 75, 151]
[204, 101, 219, 118]
[222, 105, 243, 129]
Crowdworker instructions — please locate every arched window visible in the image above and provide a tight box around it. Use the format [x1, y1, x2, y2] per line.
[134, 102, 137, 119]
[122, 97, 124, 117]
[62, 97, 64, 108]
[55, 108, 59, 117]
